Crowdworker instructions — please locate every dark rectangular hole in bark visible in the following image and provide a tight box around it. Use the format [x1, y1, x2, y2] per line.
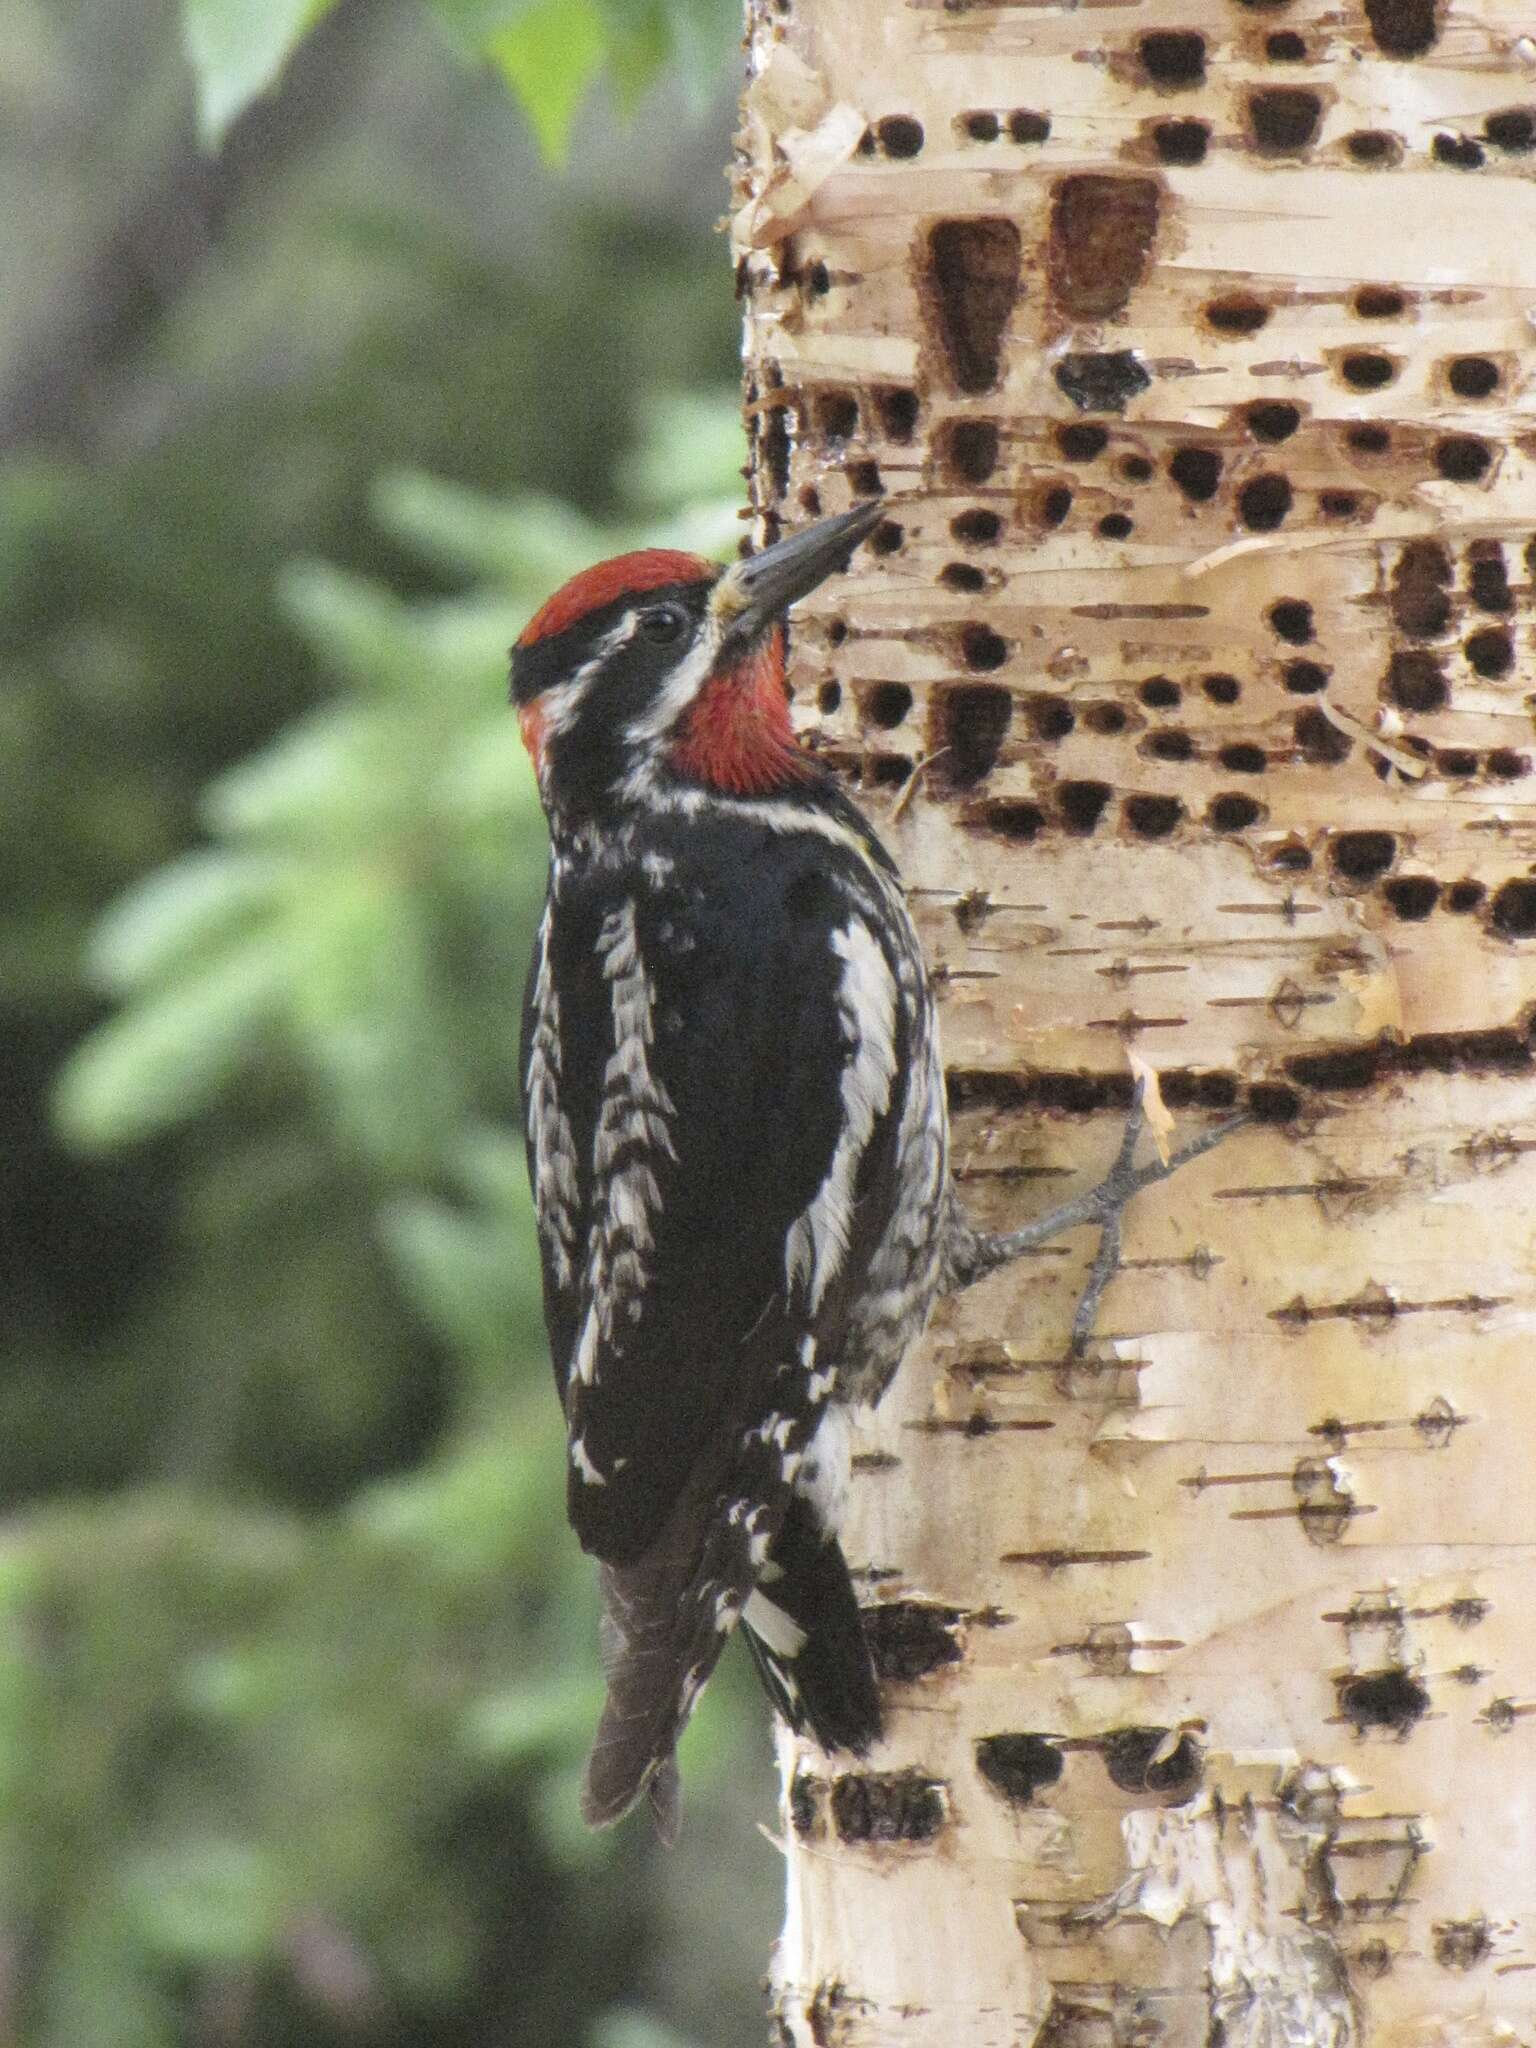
[1054, 350, 1150, 413]
[1048, 175, 1160, 319]
[1364, 0, 1439, 56]
[1101, 1725, 1203, 1798]
[937, 683, 1013, 785]
[760, 398, 792, 499]
[788, 1772, 825, 1837]
[926, 219, 1022, 392]
[874, 386, 919, 440]
[1139, 30, 1206, 86]
[944, 419, 1000, 483]
[1287, 1046, 1382, 1090]
[1337, 1668, 1430, 1732]
[965, 799, 1046, 841]
[946, 1069, 1034, 1112]
[1248, 87, 1323, 153]
[975, 1733, 1063, 1805]
[830, 1770, 947, 1844]
[862, 1602, 966, 1680]
[1398, 1027, 1529, 1075]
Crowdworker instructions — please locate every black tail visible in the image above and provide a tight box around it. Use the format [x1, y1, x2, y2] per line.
[740, 1493, 882, 1757]
[581, 1492, 779, 1843]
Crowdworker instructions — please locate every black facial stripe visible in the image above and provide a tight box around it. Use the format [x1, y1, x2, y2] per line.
[510, 579, 713, 706]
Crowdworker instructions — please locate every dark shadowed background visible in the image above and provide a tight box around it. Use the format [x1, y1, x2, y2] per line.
[2, 0, 784, 2040]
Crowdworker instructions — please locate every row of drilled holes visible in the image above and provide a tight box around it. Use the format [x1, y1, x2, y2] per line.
[1148, 112, 1535, 169]
[775, 0, 1459, 62]
[862, 96, 1535, 164]
[795, 432, 1498, 536]
[968, 421, 1492, 495]
[800, 391, 1508, 493]
[949, 1027, 1534, 1127]
[807, 461, 1360, 536]
[949, 770, 1536, 875]
[822, 677, 1530, 805]
[861, 553, 1513, 654]
[811, 375, 1508, 467]
[812, 734, 1536, 923]
[833, 673, 1529, 780]
[833, 644, 1532, 739]
[1251, 589, 1528, 659]
[822, 584, 1523, 684]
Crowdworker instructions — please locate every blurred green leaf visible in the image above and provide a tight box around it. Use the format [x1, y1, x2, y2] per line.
[287, 881, 465, 1177]
[465, 1671, 601, 1764]
[425, 0, 736, 138]
[87, 852, 287, 994]
[276, 565, 423, 699]
[351, 1423, 562, 1578]
[123, 1841, 283, 1965]
[381, 1196, 519, 1365]
[621, 392, 745, 514]
[181, 0, 338, 144]
[201, 708, 385, 843]
[487, 0, 607, 164]
[591, 2008, 708, 2048]
[372, 471, 605, 594]
[55, 932, 291, 1148]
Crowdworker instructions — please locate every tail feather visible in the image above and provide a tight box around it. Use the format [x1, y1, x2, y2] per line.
[580, 1494, 779, 1837]
[740, 1493, 882, 1756]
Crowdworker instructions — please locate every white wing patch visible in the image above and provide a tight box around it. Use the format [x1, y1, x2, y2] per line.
[785, 919, 899, 1314]
[794, 1403, 852, 1533]
[743, 1588, 808, 1659]
[525, 909, 581, 1290]
[570, 1435, 606, 1486]
[571, 898, 675, 1387]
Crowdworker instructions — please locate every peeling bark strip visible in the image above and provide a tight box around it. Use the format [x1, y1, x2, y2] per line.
[738, 3, 1536, 2044]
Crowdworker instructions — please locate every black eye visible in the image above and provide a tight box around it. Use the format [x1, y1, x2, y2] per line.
[638, 604, 687, 644]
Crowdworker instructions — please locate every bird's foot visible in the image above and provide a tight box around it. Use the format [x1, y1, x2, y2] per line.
[952, 1083, 1250, 1354]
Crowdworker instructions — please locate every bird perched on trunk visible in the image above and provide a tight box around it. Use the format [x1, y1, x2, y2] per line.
[512, 501, 1239, 1839]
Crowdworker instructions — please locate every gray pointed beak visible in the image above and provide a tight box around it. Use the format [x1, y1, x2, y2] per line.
[712, 501, 886, 648]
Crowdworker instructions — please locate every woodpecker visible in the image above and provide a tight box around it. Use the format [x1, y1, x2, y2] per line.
[512, 501, 1239, 1839]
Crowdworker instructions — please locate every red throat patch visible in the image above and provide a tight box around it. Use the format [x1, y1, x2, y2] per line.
[516, 549, 711, 648]
[670, 626, 810, 796]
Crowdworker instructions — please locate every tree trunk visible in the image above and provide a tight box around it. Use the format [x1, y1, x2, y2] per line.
[734, 4, 1536, 2043]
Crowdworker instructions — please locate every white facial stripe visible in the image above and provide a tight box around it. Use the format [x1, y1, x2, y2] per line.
[621, 600, 727, 747]
[540, 615, 638, 742]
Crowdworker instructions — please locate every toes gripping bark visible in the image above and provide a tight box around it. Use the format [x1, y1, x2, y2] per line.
[948, 1083, 1249, 1354]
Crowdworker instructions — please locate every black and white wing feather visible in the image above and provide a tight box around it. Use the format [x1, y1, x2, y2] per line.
[520, 834, 915, 1830]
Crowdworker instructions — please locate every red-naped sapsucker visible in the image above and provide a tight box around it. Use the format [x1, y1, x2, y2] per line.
[511, 503, 1238, 1838]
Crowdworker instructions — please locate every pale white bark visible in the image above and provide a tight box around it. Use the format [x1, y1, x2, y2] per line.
[735, 3, 1536, 2043]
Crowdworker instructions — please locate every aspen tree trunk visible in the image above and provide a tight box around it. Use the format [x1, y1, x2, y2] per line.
[733, 4, 1536, 2043]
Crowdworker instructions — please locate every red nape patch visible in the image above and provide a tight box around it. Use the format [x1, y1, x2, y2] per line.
[516, 549, 712, 648]
[671, 627, 812, 796]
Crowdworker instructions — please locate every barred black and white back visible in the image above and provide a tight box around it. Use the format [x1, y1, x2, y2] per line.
[520, 783, 947, 1832]
[511, 509, 953, 1832]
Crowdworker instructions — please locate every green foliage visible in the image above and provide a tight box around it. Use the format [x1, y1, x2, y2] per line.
[484, 0, 608, 163]
[4, 6, 775, 2034]
[22, 397, 757, 2046]
[182, 0, 338, 143]
[56, 443, 739, 1170]
[182, 0, 740, 152]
